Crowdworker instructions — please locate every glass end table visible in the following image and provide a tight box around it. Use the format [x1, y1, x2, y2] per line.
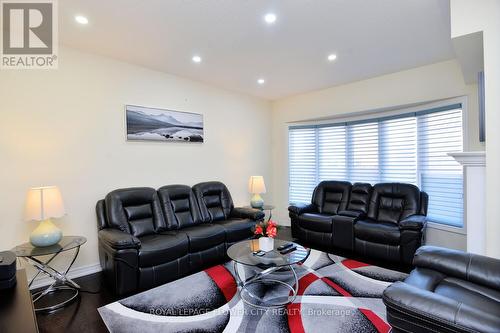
[11, 236, 87, 312]
[244, 204, 275, 221]
[227, 238, 309, 308]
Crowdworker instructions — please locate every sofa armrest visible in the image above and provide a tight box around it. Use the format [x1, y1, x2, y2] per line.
[383, 281, 500, 333]
[399, 214, 426, 231]
[288, 203, 316, 215]
[98, 229, 141, 250]
[338, 210, 365, 219]
[413, 246, 500, 291]
[230, 207, 265, 221]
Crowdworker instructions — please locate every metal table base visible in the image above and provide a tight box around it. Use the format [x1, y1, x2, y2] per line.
[233, 261, 299, 309]
[24, 246, 81, 313]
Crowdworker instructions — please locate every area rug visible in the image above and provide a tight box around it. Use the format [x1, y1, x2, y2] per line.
[98, 249, 407, 332]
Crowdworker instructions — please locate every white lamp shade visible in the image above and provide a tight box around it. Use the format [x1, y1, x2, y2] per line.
[248, 176, 266, 194]
[25, 186, 66, 221]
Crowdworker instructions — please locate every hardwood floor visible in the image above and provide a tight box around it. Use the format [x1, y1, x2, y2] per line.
[35, 227, 295, 333]
[35, 271, 117, 333]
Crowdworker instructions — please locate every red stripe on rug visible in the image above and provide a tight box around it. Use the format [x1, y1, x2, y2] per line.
[359, 308, 391, 333]
[321, 277, 352, 297]
[204, 265, 237, 302]
[291, 271, 352, 297]
[294, 272, 319, 296]
[341, 259, 371, 270]
[287, 302, 305, 333]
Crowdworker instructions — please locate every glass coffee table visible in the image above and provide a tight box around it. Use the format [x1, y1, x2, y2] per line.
[227, 239, 310, 308]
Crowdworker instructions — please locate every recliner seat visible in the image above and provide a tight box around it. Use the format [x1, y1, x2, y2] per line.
[291, 181, 351, 248]
[97, 181, 264, 296]
[193, 181, 264, 246]
[159, 184, 226, 270]
[355, 183, 428, 264]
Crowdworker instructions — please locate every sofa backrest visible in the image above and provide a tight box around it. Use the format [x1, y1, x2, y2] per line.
[346, 183, 372, 213]
[367, 183, 421, 224]
[158, 185, 203, 229]
[104, 187, 166, 237]
[312, 181, 351, 215]
[193, 181, 234, 222]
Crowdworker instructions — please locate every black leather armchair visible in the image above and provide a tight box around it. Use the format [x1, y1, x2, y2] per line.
[97, 182, 264, 296]
[383, 246, 500, 333]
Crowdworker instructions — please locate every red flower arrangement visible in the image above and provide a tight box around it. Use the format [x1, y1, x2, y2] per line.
[254, 220, 278, 238]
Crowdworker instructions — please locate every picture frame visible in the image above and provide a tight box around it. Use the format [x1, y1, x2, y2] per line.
[125, 105, 204, 143]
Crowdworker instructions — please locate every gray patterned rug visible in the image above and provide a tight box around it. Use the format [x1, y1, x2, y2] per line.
[99, 249, 407, 332]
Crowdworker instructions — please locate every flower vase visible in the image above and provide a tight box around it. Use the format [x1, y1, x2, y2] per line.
[259, 237, 274, 252]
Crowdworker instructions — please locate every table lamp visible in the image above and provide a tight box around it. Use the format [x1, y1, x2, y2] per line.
[248, 176, 266, 208]
[25, 186, 65, 247]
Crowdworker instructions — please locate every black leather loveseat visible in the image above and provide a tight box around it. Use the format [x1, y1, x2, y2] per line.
[289, 181, 428, 265]
[383, 246, 500, 333]
[96, 181, 264, 296]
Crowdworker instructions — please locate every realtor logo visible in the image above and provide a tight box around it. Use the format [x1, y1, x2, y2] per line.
[1, 0, 58, 69]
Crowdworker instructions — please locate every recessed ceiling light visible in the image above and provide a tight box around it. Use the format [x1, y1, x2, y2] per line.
[75, 15, 89, 25]
[257, 78, 265, 85]
[264, 13, 277, 24]
[192, 55, 202, 63]
[327, 54, 337, 62]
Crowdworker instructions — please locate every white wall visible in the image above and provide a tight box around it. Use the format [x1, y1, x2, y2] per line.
[271, 59, 484, 251]
[450, 0, 500, 258]
[0, 47, 272, 279]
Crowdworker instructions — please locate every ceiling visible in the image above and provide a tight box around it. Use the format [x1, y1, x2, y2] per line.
[59, 0, 455, 100]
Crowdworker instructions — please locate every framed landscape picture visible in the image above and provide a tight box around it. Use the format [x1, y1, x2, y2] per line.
[126, 105, 204, 142]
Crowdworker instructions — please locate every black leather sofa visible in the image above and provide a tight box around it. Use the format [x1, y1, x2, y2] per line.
[96, 181, 264, 296]
[289, 181, 428, 265]
[383, 246, 500, 333]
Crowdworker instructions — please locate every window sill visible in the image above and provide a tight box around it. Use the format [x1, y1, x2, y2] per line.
[426, 222, 466, 235]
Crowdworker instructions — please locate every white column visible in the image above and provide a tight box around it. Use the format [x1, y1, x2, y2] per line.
[448, 152, 486, 255]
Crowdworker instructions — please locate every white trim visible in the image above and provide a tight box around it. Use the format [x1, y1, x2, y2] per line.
[27, 262, 102, 290]
[427, 222, 467, 235]
[448, 151, 486, 166]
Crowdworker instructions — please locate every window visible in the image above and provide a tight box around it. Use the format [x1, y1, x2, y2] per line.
[288, 103, 464, 227]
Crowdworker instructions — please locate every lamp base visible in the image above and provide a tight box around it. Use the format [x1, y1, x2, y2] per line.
[30, 219, 62, 247]
[250, 194, 264, 209]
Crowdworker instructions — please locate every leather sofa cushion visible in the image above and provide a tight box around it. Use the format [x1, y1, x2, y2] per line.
[354, 219, 400, 245]
[405, 266, 500, 317]
[346, 182, 372, 213]
[193, 182, 234, 222]
[312, 181, 351, 215]
[404, 267, 447, 291]
[158, 185, 203, 230]
[138, 232, 189, 267]
[383, 281, 500, 333]
[435, 278, 500, 313]
[355, 238, 401, 262]
[367, 183, 421, 224]
[216, 218, 255, 243]
[105, 187, 166, 237]
[298, 213, 334, 233]
[180, 224, 226, 252]
[413, 246, 500, 291]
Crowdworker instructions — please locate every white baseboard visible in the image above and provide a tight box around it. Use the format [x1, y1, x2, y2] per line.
[27, 262, 102, 290]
